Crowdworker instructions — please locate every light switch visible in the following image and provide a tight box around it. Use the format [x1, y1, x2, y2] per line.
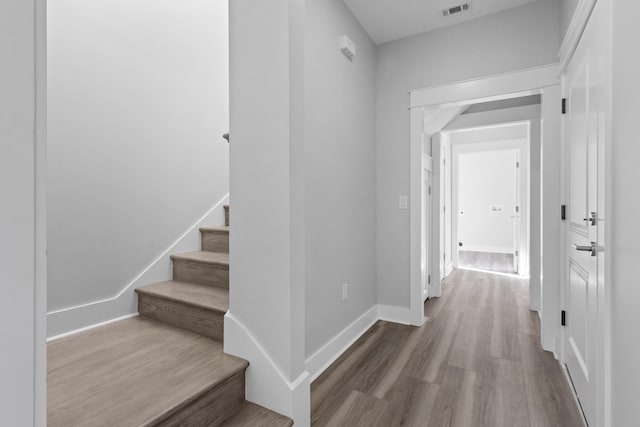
[399, 195, 409, 209]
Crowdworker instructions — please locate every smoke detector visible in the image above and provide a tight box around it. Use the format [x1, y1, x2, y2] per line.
[441, 2, 472, 17]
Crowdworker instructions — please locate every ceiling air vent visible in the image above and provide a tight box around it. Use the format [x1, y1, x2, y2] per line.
[441, 2, 471, 17]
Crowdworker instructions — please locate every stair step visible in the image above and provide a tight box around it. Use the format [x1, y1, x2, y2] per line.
[136, 281, 228, 340]
[48, 317, 248, 427]
[224, 204, 230, 227]
[200, 226, 229, 253]
[224, 402, 294, 427]
[171, 251, 229, 288]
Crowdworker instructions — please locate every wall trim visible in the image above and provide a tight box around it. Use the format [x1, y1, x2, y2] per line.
[377, 304, 414, 325]
[224, 311, 311, 426]
[558, 0, 597, 73]
[47, 313, 138, 342]
[409, 63, 559, 108]
[304, 304, 416, 385]
[305, 305, 378, 382]
[47, 193, 230, 338]
[458, 246, 514, 254]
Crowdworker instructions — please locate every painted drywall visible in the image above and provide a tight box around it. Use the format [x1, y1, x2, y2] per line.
[228, 1, 309, 423]
[304, 0, 377, 358]
[47, 0, 230, 314]
[561, 0, 580, 40]
[611, 0, 640, 424]
[0, 0, 46, 423]
[376, 0, 561, 308]
[456, 150, 517, 253]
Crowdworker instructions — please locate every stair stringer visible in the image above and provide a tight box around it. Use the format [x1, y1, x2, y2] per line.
[224, 311, 311, 427]
[47, 194, 229, 339]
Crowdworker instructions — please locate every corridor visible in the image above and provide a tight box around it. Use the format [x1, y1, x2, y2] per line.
[311, 269, 584, 426]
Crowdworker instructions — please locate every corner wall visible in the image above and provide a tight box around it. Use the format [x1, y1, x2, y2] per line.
[376, 0, 561, 308]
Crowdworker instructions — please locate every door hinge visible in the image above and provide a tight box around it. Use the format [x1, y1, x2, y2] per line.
[562, 98, 567, 114]
[515, 250, 519, 257]
[515, 206, 520, 213]
[561, 310, 566, 326]
[443, 206, 446, 213]
[561, 204, 566, 220]
[516, 161, 520, 168]
[428, 275, 431, 284]
[443, 158, 446, 166]
[428, 186, 431, 195]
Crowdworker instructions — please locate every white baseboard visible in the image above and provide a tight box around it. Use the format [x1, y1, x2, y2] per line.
[224, 312, 311, 426]
[305, 306, 378, 382]
[459, 246, 513, 254]
[304, 304, 413, 385]
[377, 304, 413, 325]
[47, 194, 229, 338]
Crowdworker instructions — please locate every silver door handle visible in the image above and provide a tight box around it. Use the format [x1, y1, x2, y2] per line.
[572, 242, 597, 256]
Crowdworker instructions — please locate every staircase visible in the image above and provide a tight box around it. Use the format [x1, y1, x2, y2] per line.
[48, 205, 293, 426]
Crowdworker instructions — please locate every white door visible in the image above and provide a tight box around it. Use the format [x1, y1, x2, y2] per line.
[422, 170, 431, 300]
[563, 11, 599, 425]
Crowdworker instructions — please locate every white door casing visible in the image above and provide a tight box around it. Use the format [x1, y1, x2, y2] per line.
[422, 155, 432, 301]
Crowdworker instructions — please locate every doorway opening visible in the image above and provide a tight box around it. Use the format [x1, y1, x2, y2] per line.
[445, 122, 530, 277]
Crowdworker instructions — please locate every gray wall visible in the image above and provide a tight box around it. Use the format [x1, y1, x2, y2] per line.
[611, 1, 640, 424]
[1, 0, 45, 423]
[375, 0, 561, 308]
[305, 0, 377, 357]
[561, 0, 580, 40]
[47, 0, 230, 312]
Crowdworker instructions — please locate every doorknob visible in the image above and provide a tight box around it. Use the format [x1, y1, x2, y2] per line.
[572, 242, 597, 256]
[582, 211, 597, 226]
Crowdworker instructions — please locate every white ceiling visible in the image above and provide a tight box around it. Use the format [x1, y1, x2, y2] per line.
[342, 0, 540, 45]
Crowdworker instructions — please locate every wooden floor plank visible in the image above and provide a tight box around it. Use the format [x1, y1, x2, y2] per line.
[311, 268, 585, 426]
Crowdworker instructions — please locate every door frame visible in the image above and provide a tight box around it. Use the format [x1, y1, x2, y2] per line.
[422, 153, 432, 301]
[449, 135, 529, 277]
[408, 64, 559, 332]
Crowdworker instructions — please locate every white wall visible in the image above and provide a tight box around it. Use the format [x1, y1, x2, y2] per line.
[0, 0, 47, 423]
[227, 0, 309, 423]
[305, 0, 377, 358]
[47, 0, 230, 318]
[610, 0, 640, 424]
[456, 150, 517, 253]
[376, 0, 561, 308]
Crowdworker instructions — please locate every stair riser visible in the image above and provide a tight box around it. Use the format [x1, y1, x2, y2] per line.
[201, 230, 229, 253]
[173, 260, 228, 288]
[151, 371, 245, 427]
[137, 293, 224, 341]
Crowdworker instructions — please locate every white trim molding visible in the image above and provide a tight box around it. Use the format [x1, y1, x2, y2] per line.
[305, 304, 416, 383]
[410, 64, 559, 109]
[305, 306, 378, 382]
[224, 312, 311, 426]
[409, 65, 560, 346]
[558, 0, 597, 73]
[47, 194, 230, 338]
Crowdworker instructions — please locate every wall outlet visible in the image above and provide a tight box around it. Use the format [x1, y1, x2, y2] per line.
[399, 195, 409, 209]
[342, 283, 348, 301]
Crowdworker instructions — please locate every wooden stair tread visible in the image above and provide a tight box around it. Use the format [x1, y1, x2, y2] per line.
[223, 402, 294, 427]
[136, 280, 228, 312]
[200, 225, 229, 233]
[171, 250, 229, 268]
[48, 317, 247, 426]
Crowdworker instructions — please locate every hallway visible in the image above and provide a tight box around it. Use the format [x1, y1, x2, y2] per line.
[311, 269, 584, 426]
